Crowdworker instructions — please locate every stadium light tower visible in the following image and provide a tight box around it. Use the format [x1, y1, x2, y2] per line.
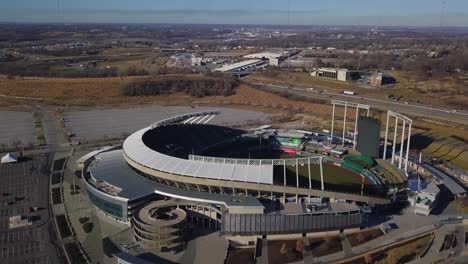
[382, 111, 412, 173]
[330, 100, 370, 148]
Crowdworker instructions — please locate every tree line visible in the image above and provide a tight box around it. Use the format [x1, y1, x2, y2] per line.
[120, 75, 239, 98]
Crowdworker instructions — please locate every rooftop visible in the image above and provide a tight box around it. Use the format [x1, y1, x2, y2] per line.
[316, 67, 349, 72]
[244, 52, 282, 59]
[421, 181, 440, 196]
[213, 59, 263, 72]
[89, 150, 158, 200]
[88, 150, 264, 209]
[406, 155, 466, 195]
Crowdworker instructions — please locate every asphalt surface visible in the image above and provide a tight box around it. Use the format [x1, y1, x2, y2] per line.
[0, 155, 62, 264]
[0, 111, 36, 148]
[252, 83, 468, 125]
[63, 106, 270, 142]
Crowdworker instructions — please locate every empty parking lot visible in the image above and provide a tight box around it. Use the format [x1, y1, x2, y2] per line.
[63, 106, 269, 142]
[0, 155, 62, 263]
[0, 111, 35, 149]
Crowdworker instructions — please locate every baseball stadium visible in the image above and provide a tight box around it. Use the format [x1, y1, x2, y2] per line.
[80, 109, 408, 252]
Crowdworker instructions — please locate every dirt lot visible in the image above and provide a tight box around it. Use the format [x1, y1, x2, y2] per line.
[268, 239, 303, 264]
[308, 235, 343, 257]
[340, 233, 432, 264]
[346, 228, 385, 248]
[225, 248, 256, 264]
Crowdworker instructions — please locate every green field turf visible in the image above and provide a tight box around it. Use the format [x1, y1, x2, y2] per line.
[274, 163, 379, 196]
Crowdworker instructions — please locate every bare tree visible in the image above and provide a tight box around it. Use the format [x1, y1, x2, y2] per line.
[11, 139, 22, 150]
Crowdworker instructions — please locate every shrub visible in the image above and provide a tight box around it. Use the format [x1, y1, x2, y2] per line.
[120, 75, 239, 98]
[82, 222, 94, 233]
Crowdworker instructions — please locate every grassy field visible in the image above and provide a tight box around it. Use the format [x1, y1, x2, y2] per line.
[454, 197, 468, 214]
[410, 130, 468, 170]
[374, 233, 433, 264]
[245, 69, 468, 110]
[392, 71, 468, 110]
[273, 162, 375, 195]
[341, 233, 433, 264]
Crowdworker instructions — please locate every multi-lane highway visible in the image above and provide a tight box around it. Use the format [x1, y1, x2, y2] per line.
[252, 83, 468, 125]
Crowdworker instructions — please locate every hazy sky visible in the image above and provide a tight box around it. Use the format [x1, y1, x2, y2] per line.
[1, 0, 468, 27]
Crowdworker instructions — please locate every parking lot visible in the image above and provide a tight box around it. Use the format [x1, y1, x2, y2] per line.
[0, 111, 35, 149]
[63, 106, 269, 142]
[0, 154, 62, 263]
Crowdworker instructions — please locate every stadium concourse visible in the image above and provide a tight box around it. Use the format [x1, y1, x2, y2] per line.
[79, 110, 401, 253]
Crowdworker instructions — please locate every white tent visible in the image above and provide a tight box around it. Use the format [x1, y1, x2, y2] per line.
[1, 153, 17, 164]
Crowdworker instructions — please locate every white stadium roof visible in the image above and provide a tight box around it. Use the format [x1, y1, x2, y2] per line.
[123, 111, 274, 185]
[123, 126, 274, 185]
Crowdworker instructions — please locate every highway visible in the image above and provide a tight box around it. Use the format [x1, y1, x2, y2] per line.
[251, 83, 468, 125]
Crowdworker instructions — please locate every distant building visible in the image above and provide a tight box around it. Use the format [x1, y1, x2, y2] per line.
[371, 72, 383, 87]
[427, 51, 440, 58]
[191, 55, 203, 66]
[310, 68, 351, 82]
[213, 59, 266, 73]
[244, 52, 283, 66]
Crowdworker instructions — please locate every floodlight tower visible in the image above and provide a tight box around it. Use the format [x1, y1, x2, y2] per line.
[382, 111, 413, 173]
[330, 100, 370, 148]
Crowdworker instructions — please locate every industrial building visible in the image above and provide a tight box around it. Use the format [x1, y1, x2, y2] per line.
[243, 52, 283, 66]
[371, 71, 383, 87]
[310, 68, 351, 82]
[212, 59, 266, 73]
[190, 55, 203, 66]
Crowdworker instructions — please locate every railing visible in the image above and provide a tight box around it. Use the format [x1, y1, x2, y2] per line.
[150, 110, 220, 129]
[188, 154, 342, 166]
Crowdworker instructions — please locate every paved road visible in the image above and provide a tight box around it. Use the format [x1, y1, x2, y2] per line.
[252, 83, 468, 125]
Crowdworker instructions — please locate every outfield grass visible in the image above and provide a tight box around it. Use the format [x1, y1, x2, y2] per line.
[274, 162, 378, 195]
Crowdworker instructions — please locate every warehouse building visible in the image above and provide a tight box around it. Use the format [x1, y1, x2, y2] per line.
[244, 52, 283, 66]
[310, 68, 351, 82]
[213, 59, 266, 73]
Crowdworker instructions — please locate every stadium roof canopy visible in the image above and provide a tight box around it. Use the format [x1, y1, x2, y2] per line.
[406, 155, 466, 196]
[123, 126, 274, 185]
[90, 150, 264, 209]
[90, 150, 158, 200]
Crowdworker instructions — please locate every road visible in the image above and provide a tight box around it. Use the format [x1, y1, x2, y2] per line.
[251, 83, 468, 125]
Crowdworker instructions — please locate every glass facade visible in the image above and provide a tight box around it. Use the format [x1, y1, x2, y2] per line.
[87, 190, 123, 219]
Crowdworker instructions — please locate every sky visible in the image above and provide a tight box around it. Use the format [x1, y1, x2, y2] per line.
[1, 0, 468, 27]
